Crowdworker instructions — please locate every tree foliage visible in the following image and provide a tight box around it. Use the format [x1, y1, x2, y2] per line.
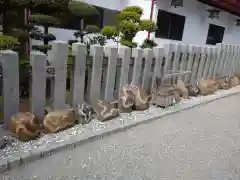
[29, 14, 60, 27]
[68, 1, 99, 18]
[29, 14, 59, 53]
[117, 6, 156, 48]
[100, 26, 118, 39]
[0, 35, 20, 50]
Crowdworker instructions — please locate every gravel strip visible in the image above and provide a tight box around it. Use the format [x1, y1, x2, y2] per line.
[0, 86, 240, 173]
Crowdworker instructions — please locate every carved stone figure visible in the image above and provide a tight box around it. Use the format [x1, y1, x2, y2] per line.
[197, 77, 218, 95]
[216, 77, 231, 90]
[43, 109, 75, 133]
[9, 112, 42, 142]
[229, 76, 240, 87]
[173, 79, 189, 98]
[234, 73, 240, 80]
[118, 85, 135, 113]
[151, 85, 181, 108]
[128, 85, 151, 110]
[186, 84, 201, 97]
[93, 100, 119, 122]
[75, 103, 95, 124]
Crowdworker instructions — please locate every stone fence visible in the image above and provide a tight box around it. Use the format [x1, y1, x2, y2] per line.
[0, 41, 239, 128]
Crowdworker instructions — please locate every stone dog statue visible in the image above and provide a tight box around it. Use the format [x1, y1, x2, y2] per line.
[197, 77, 218, 95]
[9, 112, 42, 142]
[93, 100, 119, 122]
[43, 109, 75, 133]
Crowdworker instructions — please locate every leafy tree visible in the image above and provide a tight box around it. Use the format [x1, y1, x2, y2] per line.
[117, 6, 156, 48]
[29, 14, 60, 53]
[68, 1, 99, 43]
[100, 26, 118, 39]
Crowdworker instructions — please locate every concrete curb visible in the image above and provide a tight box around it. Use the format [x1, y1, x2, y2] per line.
[1, 87, 240, 173]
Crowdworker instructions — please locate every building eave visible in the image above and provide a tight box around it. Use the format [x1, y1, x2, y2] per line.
[198, 0, 240, 17]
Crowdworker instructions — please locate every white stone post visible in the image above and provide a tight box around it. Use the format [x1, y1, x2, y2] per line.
[71, 43, 87, 108]
[104, 46, 118, 101]
[51, 41, 68, 110]
[1, 50, 19, 128]
[30, 52, 47, 120]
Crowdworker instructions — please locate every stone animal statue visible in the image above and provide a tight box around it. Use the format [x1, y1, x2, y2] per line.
[229, 76, 240, 88]
[128, 85, 151, 110]
[75, 103, 95, 124]
[93, 100, 119, 122]
[186, 84, 201, 97]
[234, 73, 240, 80]
[43, 109, 75, 133]
[197, 77, 218, 95]
[118, 85, 135, 113]
[173, 79, 189, 98]
[151, 85, 181, 108]
[9, 112, 42, 142]
[216, 77, 231, 90]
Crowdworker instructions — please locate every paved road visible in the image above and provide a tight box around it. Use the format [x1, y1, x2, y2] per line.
[3, 94, 240, 179]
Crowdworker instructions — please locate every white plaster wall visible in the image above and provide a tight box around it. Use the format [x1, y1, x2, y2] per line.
[124, 0, 240, 46]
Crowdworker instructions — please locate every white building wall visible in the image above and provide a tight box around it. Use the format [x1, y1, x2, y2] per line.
[126, 0, 240, 46]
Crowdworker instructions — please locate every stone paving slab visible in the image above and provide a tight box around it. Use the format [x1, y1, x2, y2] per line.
[1, 86, 240, 173]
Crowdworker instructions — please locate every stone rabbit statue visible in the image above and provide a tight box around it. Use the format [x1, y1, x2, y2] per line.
[9, 112, 42, 142]
[197, 77, 218, 95]
[43, 108, 75, 133]
[93, 100, 119, 122]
